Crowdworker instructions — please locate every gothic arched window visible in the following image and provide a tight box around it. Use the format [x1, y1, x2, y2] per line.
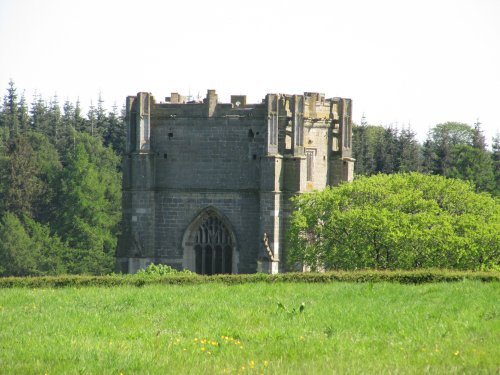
[194, 215, 233, 275]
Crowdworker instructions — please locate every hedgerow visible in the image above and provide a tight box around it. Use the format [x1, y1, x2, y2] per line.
[0, 269, 498, 288]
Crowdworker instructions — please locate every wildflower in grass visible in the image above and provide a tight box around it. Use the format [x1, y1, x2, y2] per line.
[263, 360, 269, 367]
[454, 351, 460, 356]
[201, 347, 206, 351]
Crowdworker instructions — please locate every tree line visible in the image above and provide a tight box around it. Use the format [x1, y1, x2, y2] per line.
[0, 80, 498, 276]
[0, 80, 125, 276]
[352, 120, 499, 195]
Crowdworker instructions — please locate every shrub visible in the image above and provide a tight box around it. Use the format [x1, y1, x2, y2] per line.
[287, 173, 500, 271]
[137, 263, 193, 276]
[0, 270, 498, 288]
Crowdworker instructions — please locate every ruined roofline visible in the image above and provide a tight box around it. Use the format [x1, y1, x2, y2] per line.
[127, 90, 352, 122]
[158, 90, 351, 107]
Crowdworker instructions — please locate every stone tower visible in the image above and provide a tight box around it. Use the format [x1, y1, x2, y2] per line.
[116, 90, 354, 274]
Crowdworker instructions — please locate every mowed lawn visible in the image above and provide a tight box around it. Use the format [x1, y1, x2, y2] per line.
[0, 281, 498, 374]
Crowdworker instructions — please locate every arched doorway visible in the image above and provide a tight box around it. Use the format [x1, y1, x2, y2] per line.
[182, 208, 237, 274]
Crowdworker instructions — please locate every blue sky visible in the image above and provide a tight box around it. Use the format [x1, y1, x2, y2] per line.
[1, 0, 499, 144]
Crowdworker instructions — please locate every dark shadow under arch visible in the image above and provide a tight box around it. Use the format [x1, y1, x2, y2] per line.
[182, 207, 238, 274]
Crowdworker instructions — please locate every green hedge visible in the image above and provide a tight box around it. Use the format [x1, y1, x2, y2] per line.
[0, 269, 499, 288]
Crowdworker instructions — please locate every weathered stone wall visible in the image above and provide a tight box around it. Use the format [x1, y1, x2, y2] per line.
[117, 90, 353, 274]
[151, 117, 266, 190]
[153, 190, 260, 273]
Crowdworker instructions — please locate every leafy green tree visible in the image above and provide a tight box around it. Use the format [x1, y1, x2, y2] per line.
[288, 173, 499, 271]
[423, 122, 495, 193]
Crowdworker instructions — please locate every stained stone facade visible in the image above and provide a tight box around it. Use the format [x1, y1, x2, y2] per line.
[116, 90, 354, 274]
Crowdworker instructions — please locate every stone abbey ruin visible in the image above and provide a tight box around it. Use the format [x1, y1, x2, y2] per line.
[116, 90, 354, 274]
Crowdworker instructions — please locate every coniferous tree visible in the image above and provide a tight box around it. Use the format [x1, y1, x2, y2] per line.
[74, 99, 87, 133]
[53, 134, 121, 274]
[95, 93, 107, 139]
[0, 135, 45, 218]
[1, 80, 20, 136]
[103, 103, 126, 154]
[421, 138, 435, 173]
[397, 127, 421, 172]
[18, 91, 30, 133]
[0, 82, 127, 275]
[472, 119, 487, 150]
[59, 100, 76, 154]
[491, 133, 500, 195]
[0, 213, 37, 276]
[87, 100, 96, 136]
[30, 92, 49, 134]
[47, 95, 62, 144]
[424, 122, 495, 193]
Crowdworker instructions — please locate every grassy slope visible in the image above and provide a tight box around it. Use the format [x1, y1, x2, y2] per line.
[0, 281, 498, 374]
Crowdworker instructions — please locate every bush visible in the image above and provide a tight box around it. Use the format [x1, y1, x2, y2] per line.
[287, 173, 500, 271]
[137, 263, 193, 276]
[0, 269, 498, 288]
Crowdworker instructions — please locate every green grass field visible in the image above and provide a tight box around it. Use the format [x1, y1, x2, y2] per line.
[0, 281, 499, 374]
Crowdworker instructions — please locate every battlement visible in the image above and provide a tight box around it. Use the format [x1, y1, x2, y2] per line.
[126, 89, 353, 159]
[132, 89, 351, 121]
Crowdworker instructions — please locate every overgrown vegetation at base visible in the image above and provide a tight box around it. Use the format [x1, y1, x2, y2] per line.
[0, 269, 499, 288]
[288, 173, 500, 271]
[0, 282, 498, 374]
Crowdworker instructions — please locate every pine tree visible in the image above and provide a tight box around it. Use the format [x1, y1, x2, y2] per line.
[472, 119, 487, 150]
[0, 135, 45, 218]
[492, 133, 500, 195]
[1, 80, 20, 136]
[53, 135, 121, 274]
[30, 92, 49, 134]
[397, 127, 421, 172]
[95, 93, 107, 139]
[74, 99, 87, 133]
[18, 92, 30, 133]
[47, 94, 62, 145]
[87, 100, 96, 136]
[103, 103, 126, 154]
[0, 213, 37, 276]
